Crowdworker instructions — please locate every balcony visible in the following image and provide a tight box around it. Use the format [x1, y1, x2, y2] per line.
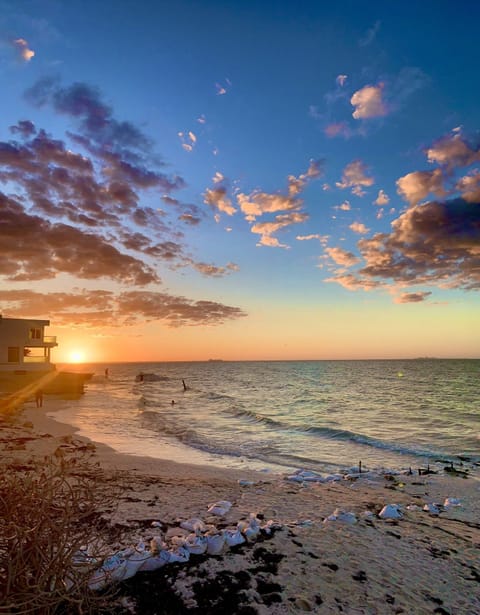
[23, 356, 50, 363]
[43, 336, 58, 346]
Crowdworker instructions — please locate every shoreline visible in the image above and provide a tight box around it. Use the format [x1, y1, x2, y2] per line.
[2, 404, 480, 613]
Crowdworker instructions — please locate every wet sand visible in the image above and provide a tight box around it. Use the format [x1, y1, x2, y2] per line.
[1, 402, 479, 614]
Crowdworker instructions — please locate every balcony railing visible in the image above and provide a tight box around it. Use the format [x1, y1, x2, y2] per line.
[43, 336, 57, 344]
[23, 356, 50, 363]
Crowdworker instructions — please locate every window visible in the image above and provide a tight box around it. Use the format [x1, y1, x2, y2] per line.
[29, 328, 42, 340]
[8, 347, 20, 362]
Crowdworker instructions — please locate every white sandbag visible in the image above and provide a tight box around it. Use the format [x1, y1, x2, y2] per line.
[323, 509, 357, 524]
[150, 535, 167, 554]
[222, 528, 246, 547]
[444, 497, 461, 508]
[423, 503, 440, 515]
[180, 517, 207, 532]
[138, 549, 172, 572]
[205, 532, 226, 555]
[184, 532, 208, 555]
[207, 500, 232, 516]
[378, 504, 402, 519]
[166, 546, 190, 563]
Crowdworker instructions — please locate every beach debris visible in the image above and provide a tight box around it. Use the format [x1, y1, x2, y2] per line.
[207, 500, 232, 516]
[378, 504, 402, 520]
[444, 497, 461, 508]
[423, 503, 441, 515]
[238, 479, 255, 486]
[323, 508, 357, 524]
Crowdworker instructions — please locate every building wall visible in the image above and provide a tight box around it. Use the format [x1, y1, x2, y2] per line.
[0, 317, 50, 365]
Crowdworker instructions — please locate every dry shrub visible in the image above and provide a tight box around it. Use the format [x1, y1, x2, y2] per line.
[0, 453, 124, 614]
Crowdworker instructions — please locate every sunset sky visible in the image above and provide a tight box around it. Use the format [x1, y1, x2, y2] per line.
[0, 1, 479, 362]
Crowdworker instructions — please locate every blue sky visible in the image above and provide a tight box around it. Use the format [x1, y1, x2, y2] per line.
[0, 1, 479, 360]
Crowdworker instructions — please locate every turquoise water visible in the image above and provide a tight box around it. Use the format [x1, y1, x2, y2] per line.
[49, 360, 480, 474]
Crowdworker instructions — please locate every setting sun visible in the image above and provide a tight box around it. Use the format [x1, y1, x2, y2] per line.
[68, 350, 86, 363]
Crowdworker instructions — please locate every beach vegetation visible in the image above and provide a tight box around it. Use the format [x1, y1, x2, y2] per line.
[0, 452, 124, 614]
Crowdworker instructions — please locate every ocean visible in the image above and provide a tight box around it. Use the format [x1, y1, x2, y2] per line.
[48, 359, 479, 475]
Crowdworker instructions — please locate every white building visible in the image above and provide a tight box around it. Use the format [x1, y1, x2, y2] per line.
[0, 316, 58, 373]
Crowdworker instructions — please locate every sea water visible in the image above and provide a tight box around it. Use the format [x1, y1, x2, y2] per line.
[48, 360, 479, 474]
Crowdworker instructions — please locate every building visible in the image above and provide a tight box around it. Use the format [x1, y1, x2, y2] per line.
[0, 316, 58, 373]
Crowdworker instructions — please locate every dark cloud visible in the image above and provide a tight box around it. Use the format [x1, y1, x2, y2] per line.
[329, 197, 480, 293]
[394, 292, 432, 304]
[0, 192, 158, 284]
[9, 120, 36, 138]
[0, 289, 246, 328]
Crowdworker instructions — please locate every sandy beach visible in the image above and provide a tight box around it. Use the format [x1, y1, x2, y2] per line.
[1, 401, 480, 615]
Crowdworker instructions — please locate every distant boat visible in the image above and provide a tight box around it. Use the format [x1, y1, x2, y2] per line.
[0, 316, 92, 395]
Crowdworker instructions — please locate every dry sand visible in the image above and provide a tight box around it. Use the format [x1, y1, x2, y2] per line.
[1, 401, 479, 614]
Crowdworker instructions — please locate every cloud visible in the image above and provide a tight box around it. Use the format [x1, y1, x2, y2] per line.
[349, 221, 370, 234]
[328, 197, 480, 294]
[9, 120, 36, 137]
[325, 247, 360, 267]
[457, 170, 480, 202]
[324, 122, 351, 139]
[0, 192, 158, 284]
[359, 20, 381, 47]
[12, 38, 35, 62]
[251, 212, 308, 248]
[426, 133, 480, 169]
[351, 84, 387, 119]
[374, 189, 390, 206]
[336, 160, 374, 195]
[238, 160, 322, 222]
[396, 168, 446, 205]
[394, 291, 432, 304]
[296, 234, 329, 245]
[336, 74, 348, 87]
[191, 262, 239, 277]
[0, 289, 247, 328]
[204, 186, 236, 216]
[178, 130, 197, 152]
[333, 200, 351, 211]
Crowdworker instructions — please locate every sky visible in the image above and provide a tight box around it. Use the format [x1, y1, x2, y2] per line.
[0, 0, 479, 363]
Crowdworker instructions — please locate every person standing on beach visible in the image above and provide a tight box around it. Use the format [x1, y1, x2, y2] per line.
[182, 379, 187, 391]
[35, 389, 43, 408]
[105, 368, 109, 378]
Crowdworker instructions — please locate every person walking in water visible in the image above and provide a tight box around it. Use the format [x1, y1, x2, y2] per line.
[182, 379, 187, 391]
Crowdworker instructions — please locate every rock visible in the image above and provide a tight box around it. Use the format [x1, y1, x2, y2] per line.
[378, 504, 402, 519]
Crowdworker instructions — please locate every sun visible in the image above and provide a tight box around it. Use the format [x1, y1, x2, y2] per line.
[69, 350, 86, 363]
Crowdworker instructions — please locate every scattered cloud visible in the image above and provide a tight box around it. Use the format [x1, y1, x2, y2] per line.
[333, 200, 351, 211]
[396, 168, 446, 205]
[394, 291, 432, 304]
[178, 130, 197, 152]
[336, 160, 374, 196]
[426, 133, 480, 169]
[251, 212, 308, 248]
[12, 38, 35, 62]
[349, 221, 370, 234]
[351, 84, 387, 120]
[328, 197, 480, 294]
[204, 186, 236, 216]
[374, 189, 390, 206]
[336, 74, 348, 87]
[359, 20, 381, 47]
[324, 122, 351, 139]
[0, 289, 247, 328]
[325, 247, 360, 267]
[296, 233, 329, 245]
[457, 170, 480, 202]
